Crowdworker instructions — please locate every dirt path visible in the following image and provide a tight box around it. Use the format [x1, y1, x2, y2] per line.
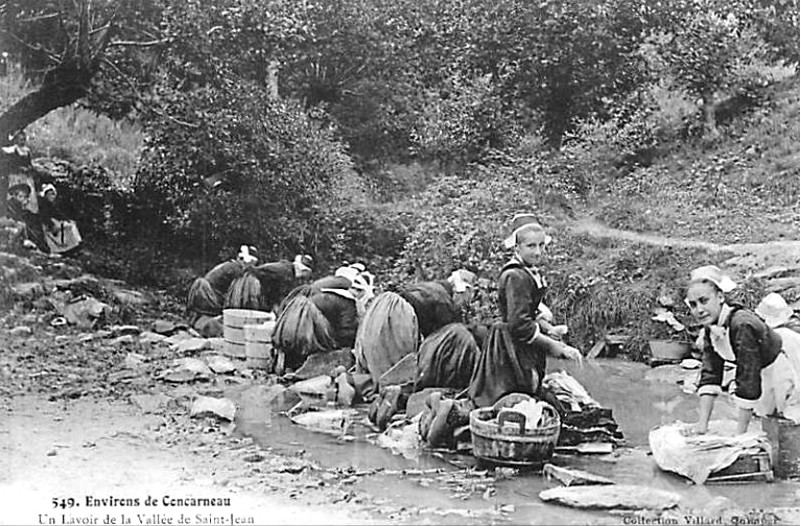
[568, 216, 800, 276]
[0, 393, 383, 526]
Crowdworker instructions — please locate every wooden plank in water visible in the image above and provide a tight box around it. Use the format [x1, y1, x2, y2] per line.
[707, 452, 773, 483]
[554, 442, 614, 455]
[543, 464, 614, 486]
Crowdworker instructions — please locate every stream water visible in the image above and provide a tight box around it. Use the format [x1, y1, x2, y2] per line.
[235, 359, 800, 524]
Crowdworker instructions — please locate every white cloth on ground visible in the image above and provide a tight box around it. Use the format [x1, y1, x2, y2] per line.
[506, 399, 546, 431]
[542, 370, 600, 412]
[648, 420, 771, 484]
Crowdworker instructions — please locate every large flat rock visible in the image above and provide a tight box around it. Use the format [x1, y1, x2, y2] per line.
[292, 349, 355, 381]
[539, 485, 681, 510]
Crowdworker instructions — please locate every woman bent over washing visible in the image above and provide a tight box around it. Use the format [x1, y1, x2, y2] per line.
[685, 265, 800, 435]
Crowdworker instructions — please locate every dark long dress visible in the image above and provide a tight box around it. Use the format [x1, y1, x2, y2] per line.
[468, 257, 548, 407]
[273, 279, 356, 369]
[415, 323, 479, 391]
[186, 260, 247, 318]
[6, 198, 46, 251]
[398, 280, 460, 338]
[311, 289, 359, 349]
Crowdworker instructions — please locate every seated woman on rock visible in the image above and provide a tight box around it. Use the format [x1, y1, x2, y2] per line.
[685, 266, 800, 435]
[5, 182, 46, 251]
[414, 214, 582, 447]
[38, 183, 82, 256]
[469, 213, 582, 408]
[274, 271, 374, 370]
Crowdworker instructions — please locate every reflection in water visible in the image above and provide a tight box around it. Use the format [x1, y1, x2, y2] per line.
[234, 359, 800, 525]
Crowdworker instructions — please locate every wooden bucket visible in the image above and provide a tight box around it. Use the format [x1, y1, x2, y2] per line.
[245, 321, 276, 370]
[648, 340, 691, 362]
[762, 416, 800, 479]
[223, 309, 274, 359]
[470, 393, 560, 466]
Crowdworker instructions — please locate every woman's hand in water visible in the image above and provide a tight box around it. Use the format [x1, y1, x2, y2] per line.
[560, 344, 583, 366]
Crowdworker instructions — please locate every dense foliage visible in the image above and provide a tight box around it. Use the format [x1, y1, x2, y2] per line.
[2, 0, 798, 357]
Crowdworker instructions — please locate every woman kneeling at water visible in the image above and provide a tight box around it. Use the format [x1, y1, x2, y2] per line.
[685, 265, 800, 435]
[469, 213, 582, 408]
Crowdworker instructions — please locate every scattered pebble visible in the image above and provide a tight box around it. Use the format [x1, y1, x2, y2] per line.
[9, 326, 33, 337]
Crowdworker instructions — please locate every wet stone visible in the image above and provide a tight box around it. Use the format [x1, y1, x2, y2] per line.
[124, 353, 147, 369]
[539, 485, 681, 510]
[289, 375, 335, 400]
[153, 319, 178, 335]
[239, 384, 302, 414]
[292, 349, 355, 381]
[110, 324, 141, 336]
[108, 370, 138, 383]
[206, 355, 236, 374]
[161, 358, 212, 383]
[139, 331, 167, 344]
[164, 331, 194, 345]
[130, 393, 171, 414]
[194, 315, 223, 338]
[190, 396, 237, 421]
[290, 408, 356, 436]
[61, 297, 111, 329]
[171, 337, 210, 354]
[112, 289, 150, 307]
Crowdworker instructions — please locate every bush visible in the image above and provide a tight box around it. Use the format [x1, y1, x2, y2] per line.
[411, 72, 521, 166]
[135, 83, 353, 261]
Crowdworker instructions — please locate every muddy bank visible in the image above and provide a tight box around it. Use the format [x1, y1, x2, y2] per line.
[0, 393, 383, 525]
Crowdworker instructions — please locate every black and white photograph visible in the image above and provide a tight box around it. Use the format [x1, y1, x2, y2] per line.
[1, 0, 799, 524]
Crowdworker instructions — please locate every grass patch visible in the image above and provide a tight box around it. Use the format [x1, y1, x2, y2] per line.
[27, 106, 145, 189]
[590, 77, 800, 244]
[546, 233, 735, 360]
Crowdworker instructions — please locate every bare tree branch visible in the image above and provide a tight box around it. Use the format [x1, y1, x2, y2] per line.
[102, 57, 200, 129]
[90, 22, 112, 36]
[2, 30, 62, 64]
[16, 12, 60, 23]
[108, 38, 169, 48]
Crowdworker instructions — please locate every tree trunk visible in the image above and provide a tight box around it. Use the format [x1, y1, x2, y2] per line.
[702, 98, 720, 139]
[0, 68, 92, 142]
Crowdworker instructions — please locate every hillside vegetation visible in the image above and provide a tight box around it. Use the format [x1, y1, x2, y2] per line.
[1, 0, 798, 359]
